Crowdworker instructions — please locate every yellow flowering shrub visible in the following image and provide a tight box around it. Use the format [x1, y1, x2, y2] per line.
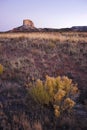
[29, 75, 79, 117]
[54, 109, 60, 117]
[63, 98, 75, 110]
[0, 64, 4, 75]
[54, 89, 66, 102]
[70, 86, 79, 95]
[30, 79, 51, 105]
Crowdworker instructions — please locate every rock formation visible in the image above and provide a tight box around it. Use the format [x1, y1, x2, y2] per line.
[23, 19, 34, 28]
[9, 19, 87, 32]
[11, 19, 37, 32]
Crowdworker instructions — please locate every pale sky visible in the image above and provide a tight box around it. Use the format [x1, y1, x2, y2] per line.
[0, 0, 87, 31]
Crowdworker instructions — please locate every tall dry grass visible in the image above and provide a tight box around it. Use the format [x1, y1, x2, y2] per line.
[0, 32, 87, 43]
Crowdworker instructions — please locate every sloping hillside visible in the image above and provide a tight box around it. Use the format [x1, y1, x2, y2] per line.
[0, 32, 87, 130]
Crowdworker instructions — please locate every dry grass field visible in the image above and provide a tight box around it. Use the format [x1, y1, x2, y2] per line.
[0, 32, 87, 130]
[0, 32, 87, 42]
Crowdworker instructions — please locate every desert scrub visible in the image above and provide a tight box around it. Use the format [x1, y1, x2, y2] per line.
[27, 75, 79, 118]
[0, 64, 4, 74]
[29, 79, 50, 105]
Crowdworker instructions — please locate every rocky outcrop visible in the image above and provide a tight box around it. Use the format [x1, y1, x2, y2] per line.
[23, 19, 34, 28]
[9, 19, 87, 32]
[11, 19, 38, 32]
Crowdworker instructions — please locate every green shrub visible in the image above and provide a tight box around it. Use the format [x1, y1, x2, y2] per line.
[28, 75, 79, 117]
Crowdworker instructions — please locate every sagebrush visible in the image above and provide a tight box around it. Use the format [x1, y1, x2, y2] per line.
[28, 75, 79, 117]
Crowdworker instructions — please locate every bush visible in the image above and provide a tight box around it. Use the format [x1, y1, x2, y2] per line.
[29, 75, 79, 117]
[30, 79, 51, 105]
[0, 64, 4, 75]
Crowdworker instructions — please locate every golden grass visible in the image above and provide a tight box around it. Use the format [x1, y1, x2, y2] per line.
[0, 32, 87, 43]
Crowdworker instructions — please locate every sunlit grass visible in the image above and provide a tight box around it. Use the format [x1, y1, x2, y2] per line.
[0, 32, 87, 43]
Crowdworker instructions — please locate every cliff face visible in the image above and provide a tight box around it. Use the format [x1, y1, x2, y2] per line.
[23, 19, 34, 28]
[11, 19, 38, 32]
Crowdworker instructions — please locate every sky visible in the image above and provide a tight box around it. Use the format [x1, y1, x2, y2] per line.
[0, 0, 87, 31]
